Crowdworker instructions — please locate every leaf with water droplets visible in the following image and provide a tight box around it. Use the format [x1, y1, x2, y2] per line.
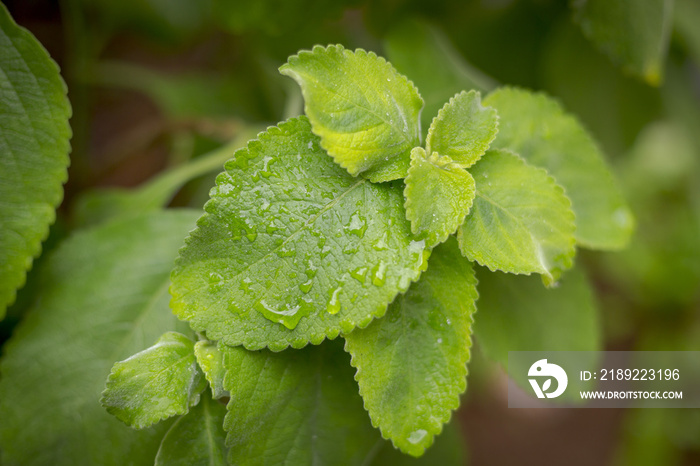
[344, 238, 477, 457]
[221, 339, 380, 465]
[101, 332, 207, 429]
[404, 147, 475, 248]
[484, 87, 634, 250]
[425, 90, 499, 168]
[170, 117, 429, 351]
[457, 149, 576, 286]
[279, 44, 423, 182]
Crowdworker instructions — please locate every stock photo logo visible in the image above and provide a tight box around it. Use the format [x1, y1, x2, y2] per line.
[528, 359, 568, 399]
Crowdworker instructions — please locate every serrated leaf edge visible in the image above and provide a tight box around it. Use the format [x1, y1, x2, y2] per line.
[0, 5, 73, 314]
[403, 147, 475, 248]
[457, 149, 577, 285]
[279, 44, 424, 181]
[483, 86, 634, 250]
[343, 266, 479, 456]
[425, 90, 499, 168]
[100, 332, 203, 430]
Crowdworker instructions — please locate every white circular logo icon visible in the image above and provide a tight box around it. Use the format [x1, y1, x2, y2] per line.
[528, 359, 568, 399]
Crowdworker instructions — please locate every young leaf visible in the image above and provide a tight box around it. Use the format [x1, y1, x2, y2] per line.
[474, 266, 601, 366]
[426, 90, 499, 168]
[384, 19, 497, 134]
[0, 3, 71, 318]
[484, 87, 634, 250]
[170, 117, 429, 351]
[221, 339, 380, 465]
[344, 238, 477, 457]
[571, 0, 673, 85]
[279, 45, 423, 182]
[404, 148, 475, 248]
[194, 341, 228, 399]
[457, 149, 576, 286]
[154, 393, 227, 466]
[0, 210, 200, 466]
[102, 332, 206, 429]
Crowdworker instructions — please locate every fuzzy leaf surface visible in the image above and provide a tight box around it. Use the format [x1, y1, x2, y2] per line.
[194, 341, 228, 399]
[426, 90, 498, 167]
[155, 393, 227, 466]
[572, 0, 673, 85]
[221, 339, 380, 465]
[0, 210, 200, 466]
[457, 149, 576, 285]
[102, 332, 206, 429]
[0, 4, 71, 318]
[279, 45, 423, 182]
[170, 117, 428, 351]
[404, 148, 475, 248]
[344, 239, 477, 457]
[384, 19, 497, 133]
[484, 87, 634, 250]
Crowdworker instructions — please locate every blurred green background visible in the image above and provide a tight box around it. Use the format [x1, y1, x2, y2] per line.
[1, 0, 699, 464]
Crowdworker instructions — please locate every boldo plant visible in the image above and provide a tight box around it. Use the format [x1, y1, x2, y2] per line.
[0, 3, 636, 462]
[97, 45, 632, 462]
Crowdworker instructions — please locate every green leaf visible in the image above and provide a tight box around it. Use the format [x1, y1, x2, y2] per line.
[221, 339, 380, 465]
[170, 117, 429, 351]
[194, 341, 228, 399]
[0, 210, 200, 466]
[571, 0, 673, 85]
[484, 87, 634, 250]
[155, 393, 227, 466]
[344, 238, 477, 457]
[102, 331, 206, 429]
[279, 45, 423, 182]
[426, 90, 499, 167]
[474, 266, 600, 366]
[404, 148, 475, 248]
[384, 19, 497, 134]
[457, 149, 576, 285]
[0, 3, 71, 318]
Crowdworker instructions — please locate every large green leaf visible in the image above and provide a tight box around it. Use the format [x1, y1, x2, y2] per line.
[279, 45, 423, 182]
[0, 210, 200, 466]
[344, 239, 477, 457]
[384, 19, 497, 134]
[474, 266, 601, 366]
[221, 339, 380, 465]
[484, 87, 634, 250]
[154, 393, 227, 466]
[426, 90, 499, 168]
[101, 332, 206, 429]
[404, 148, 475, 249]
[0, 4, 71, 318]
[170, 117, 429, 351]
[457, 149, 576, 286]
[571, 0, 673, 85]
